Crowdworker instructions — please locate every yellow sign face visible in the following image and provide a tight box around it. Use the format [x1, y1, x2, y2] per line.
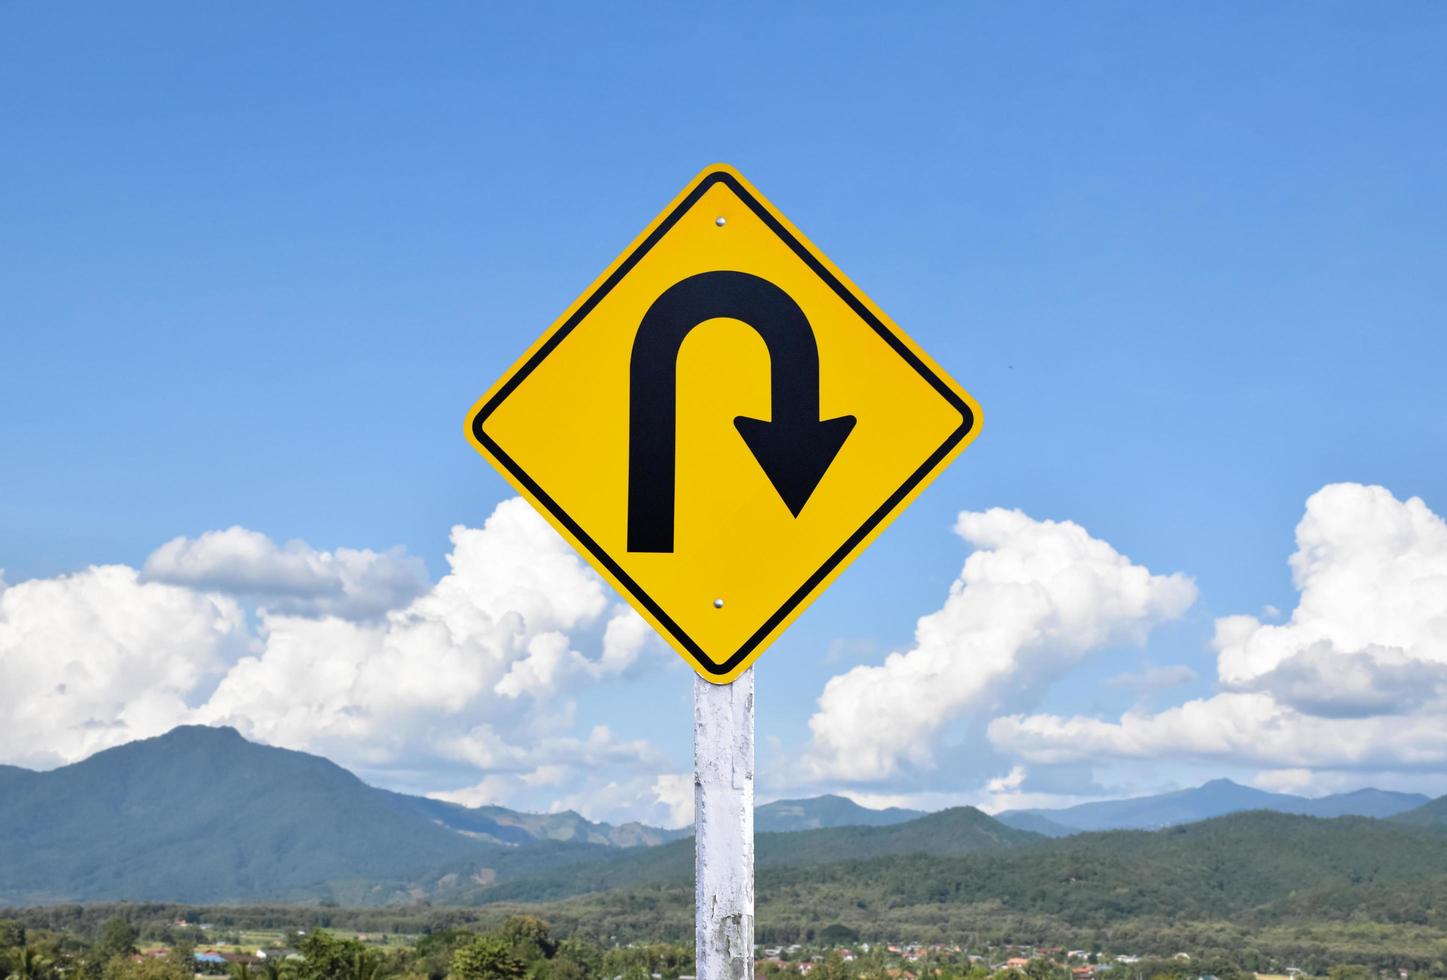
[466, 165, 980, 683]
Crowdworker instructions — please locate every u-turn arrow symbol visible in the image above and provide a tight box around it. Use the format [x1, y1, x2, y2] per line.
[626, 271, 856, 554]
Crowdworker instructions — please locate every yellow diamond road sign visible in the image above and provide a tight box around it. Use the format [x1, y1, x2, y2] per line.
[465, 165, 981, 683]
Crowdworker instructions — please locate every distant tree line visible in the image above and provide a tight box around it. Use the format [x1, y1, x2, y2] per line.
[4, 902, 1445, 979]
[0, 913, 694, 980]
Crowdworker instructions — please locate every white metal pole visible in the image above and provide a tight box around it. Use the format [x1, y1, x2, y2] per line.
[694, 668, 754, 980]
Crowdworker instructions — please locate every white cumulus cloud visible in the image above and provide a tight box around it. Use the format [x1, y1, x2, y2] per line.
[650, 772, 695, 827]
[0, 565, 248, 768]
[144, 526, 429, 620]
[985, 764, 1027, 794]
[802, 506, 1196, 782]
[990, 483, 1447, 773]
[194, 499, 661, 788]
[427, 726, 685, 826]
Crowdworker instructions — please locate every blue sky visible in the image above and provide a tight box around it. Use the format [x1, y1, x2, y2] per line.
[3, 3, 1446, 823]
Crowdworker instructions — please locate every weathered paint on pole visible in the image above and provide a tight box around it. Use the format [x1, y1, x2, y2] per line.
[694, 669, 754, 980]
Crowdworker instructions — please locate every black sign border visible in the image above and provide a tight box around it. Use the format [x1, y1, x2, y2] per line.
[472, 170, 975, 678]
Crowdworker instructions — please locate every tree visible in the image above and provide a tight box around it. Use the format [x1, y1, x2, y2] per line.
[296, 932, 369, 980]
[601, 945, 692, 980]
[409, 931, 475, 980]
[1024, 959, 1057, 980]
[449, 938, 524, 980]
[6, 948, 51, 980]
[93, 921, 138, 966]
[813, 952, 852, 980]
[598, 952, 649, 980]
[532, 960, 587, 980]
[1327, 968, 1372, 980]
[535, 940, 600, 980]
[67, 951, 101, 980]
[499, 918, 555, 964]
[348, 950, 381, 980]
[0, 923, 25, 951]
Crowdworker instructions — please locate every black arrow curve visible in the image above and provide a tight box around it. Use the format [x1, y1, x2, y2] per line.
[628, 270, 856, 553]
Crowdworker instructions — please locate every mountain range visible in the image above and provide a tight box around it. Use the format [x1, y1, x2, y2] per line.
[382, 789, 685, 848]
[1, 725, 1443, 907]
[755, 794, 922, 832]
[995, 777, 1428, 836]
[444, 803, 1038, 907]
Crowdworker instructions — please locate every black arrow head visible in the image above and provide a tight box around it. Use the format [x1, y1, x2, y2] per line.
[734, 414, 857, 517]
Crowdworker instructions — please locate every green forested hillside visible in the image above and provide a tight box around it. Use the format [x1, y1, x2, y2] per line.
[496, 810, 1447, 965]
[756, 805, 1037, 865]
[755, 812, 1447, 927]
[446, 806, 1038, 904]
[0, 727, 683, 904]
[994, 811, 1076, 837]
[1392, 794, 1447, 828]
[0, 726, 501, 904]
[755, 794, 923, 832]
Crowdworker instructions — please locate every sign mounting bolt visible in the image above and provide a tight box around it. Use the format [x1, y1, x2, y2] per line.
[713, 598, 725, 609]
[715, 216, 727, 227]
